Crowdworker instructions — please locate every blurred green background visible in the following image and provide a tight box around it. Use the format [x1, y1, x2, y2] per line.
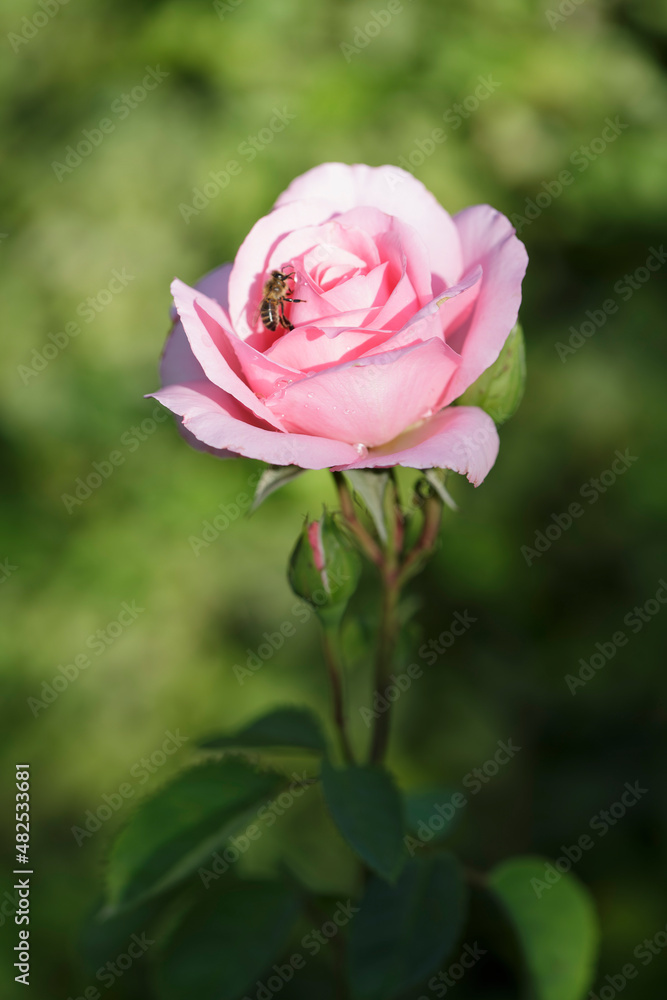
[1, 0, 666, 996]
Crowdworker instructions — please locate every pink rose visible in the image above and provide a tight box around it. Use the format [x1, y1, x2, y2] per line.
[153, 163, 527, 483]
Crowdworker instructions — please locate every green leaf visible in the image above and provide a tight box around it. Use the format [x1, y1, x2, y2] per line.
[200, 706, 327, 754]
[251, 465, 305, 512]
[403, 787, 462, 845]
[321, 760, 405, 882]
[489, 856, 599, 1000]
[348, 854, 467, 1000]
[344, 469, 391, 543]
[154, 880, 299, 1000]
[107, 759, 284, 911]
[456, 322, 526, 425]
[423, 469, 459, 512]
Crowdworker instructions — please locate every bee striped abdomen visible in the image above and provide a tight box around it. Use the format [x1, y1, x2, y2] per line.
[260, 299, 279, 330]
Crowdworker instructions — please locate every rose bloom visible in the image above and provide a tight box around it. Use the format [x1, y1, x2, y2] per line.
[152, 163, 527, 484]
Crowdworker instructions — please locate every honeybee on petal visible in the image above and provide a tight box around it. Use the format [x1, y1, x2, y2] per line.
[258, 270, 304, 331]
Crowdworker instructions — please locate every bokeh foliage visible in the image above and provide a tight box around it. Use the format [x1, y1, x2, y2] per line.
[0, 0, 666, 996]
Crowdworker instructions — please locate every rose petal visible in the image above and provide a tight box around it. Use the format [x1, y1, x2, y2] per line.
[162, 263, 233, 387]
[228, 200, 340, 338]
[274, 163, 463, 288]
[443, 205, 528, 403]
[335, 405, 499, 486]
[171, 278, 287, 428]
[265, 339, 459, 447]
[150, 381, 363, 469]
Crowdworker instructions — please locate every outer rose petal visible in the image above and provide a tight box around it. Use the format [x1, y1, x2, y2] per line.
[443, 205, 528, 403]
[274, 163, 463, 289]
[265, 339, 458, 448]
[161, 263, 232, 387]
[228, 199, 340, 338]
[151, 382, 364, 470]
[161, 264, 238, 457]
[335, 405, 499, 486]
[170, 278, 288, 429]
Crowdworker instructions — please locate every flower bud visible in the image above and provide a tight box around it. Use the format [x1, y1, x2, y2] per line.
[288, 511, 361, 625]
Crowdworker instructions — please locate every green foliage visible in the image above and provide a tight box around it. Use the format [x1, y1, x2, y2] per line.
[200, 705, 327, 753]
[154, 880, 299, 1000]
[457, 323, 526, 424]
[251, 465, 305, 512]
[489, 857, 599, 1000]
[2, 0, 665, 994]
[107, 759, 284, 911]
[403, 787, 461, 844]
[348, 855, 467, 1000]
[321, 760, 405, 882]
[344, 470, 391, 544]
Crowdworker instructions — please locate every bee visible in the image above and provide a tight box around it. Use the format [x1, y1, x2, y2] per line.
[258, 270, 303, 332]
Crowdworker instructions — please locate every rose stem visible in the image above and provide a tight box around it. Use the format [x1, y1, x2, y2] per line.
[321, 622, 355, 764]
[332, 471, 383, 566]
[369, 473, 402, 765]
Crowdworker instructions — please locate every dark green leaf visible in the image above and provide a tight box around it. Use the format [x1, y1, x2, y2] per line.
[348, 854, 467, 1000]
[489, 856, 599, 1000]
[321, 761, 405, 882]
[456, 322, 526, 425]
[200, 706, 327, 754]
[107, 759, 284, 911]
[344, 469, 391, 543]
[154, 880, 299, 1000]
[403, 787, 462, 846]
[251, 465, 305, 512]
